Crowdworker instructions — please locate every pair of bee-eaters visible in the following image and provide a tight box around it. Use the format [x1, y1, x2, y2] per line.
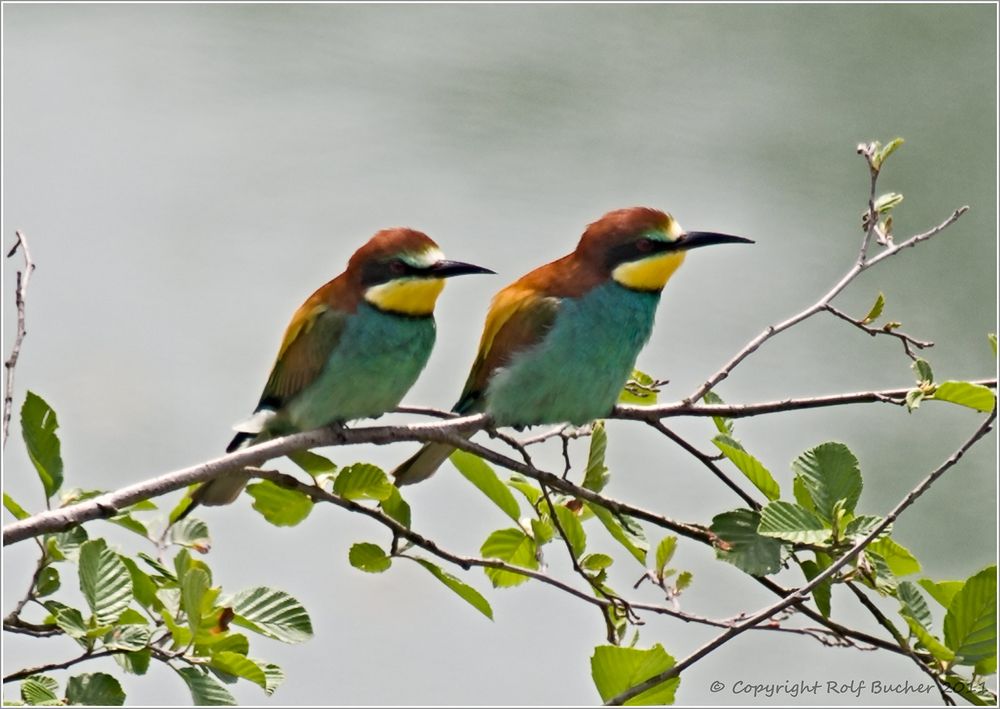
[192, 207, 752, 508]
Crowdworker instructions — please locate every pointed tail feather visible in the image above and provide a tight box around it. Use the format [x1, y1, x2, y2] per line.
[392, 439, 461, 486]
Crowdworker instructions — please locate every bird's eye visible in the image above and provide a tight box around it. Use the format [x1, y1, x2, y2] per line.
[636, 238, 655, 253]
[389, 259, 408, 275]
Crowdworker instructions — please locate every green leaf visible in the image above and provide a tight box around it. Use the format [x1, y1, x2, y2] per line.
[758, 501, 831, 544]
[912, 357, 934, 384]
[710, 509, 782, 576]
[944, 674, 996, 706]
[137, 552, 176, 581]
[897, 580, 933, 630]
[449, 450, 520, 522]
[530, 517, 554, 545]
[712, 435, 780, 501]
[380, 486, 411, 528]
[579, 421, 610, 492]
[78, 539, 133, 625]
[170, 518, 212, 553]
[3, 492, 30, 520]
[989, 333, 997, 356]
[104, 624, 152, 651]
[196, 633, 250, 656]
[34, 566, 60, 597]
[507, 476, 542, 506]
[932, 381, 996, 412]
[52, 606, 88, 640]
[119, 558, 161, 611]
[590, 644, 679, 705]
[944, 566, 996, 665]
[792, 476, 816, 514]
[918, 578, 965, 609]
[177, 667, 237, 706]
[843, 515, 889, 542]
[207, 652, 268, 691]
[227, 587, 313, 644]
[863, 550, 898, 594]
[21, 676, 59, 705]
[800, 559, 832, 617]
[791, 442, 863, 522]
[182, 568, 211, 634]
[905, 388, 925, 412]
[875, 137, 904, 166]
[655, 536, 677, 577]
[674, 571, 692, 593]
[64, 673, 125, 706]
[411, 557, 493, 619]
[333, 463, 393, 501]
[287, 449, 336, 476]
[586, 503, 647, 566]
[114, 649, 151, 676]
[867, 537, 920, 577]
[257, 662, 285, 696]
[480, 528, 538, 588]
[874, 191, 904, 213]
[581, 553, 614, 571]
[861, 291, 885, 324]
[905, 616, 955, 664]
[348, 542, 392, 573]
[20, 391, 64, 499]
[108, 513, 149, 539]
[554, 505, 587, 557]
[702, 390, 734, 436]
[245, 481, 314, 527]
[618, 369, 660, 406]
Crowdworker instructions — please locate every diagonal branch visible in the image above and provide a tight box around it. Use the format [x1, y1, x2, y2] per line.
[686, 204, 968, 404]
[605, 408, 995, 705]
[4, 231, 36, 448]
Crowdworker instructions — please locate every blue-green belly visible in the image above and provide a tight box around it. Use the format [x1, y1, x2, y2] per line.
[486, 282, 660, 426]
[283, 304, 436, 431]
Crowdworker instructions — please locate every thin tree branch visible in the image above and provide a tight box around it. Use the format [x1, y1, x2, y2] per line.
[605, 408, 995, 705]
[3, 649, 124, 684]
[4, 231, 36, 448]
[824, 304, 933, 360]
[845, 581, 955, 706]
[613, 379, 996, 422]
[686, 204, 968, 404]
[6, 379, 996, 546]
[644, 419, 761, 509]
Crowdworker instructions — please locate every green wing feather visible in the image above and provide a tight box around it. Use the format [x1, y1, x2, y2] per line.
[257, 302, 347, 411]
[454, 288, 561, 414]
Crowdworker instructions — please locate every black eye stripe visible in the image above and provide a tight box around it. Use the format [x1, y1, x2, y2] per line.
[605, 238, 672, 270]
[360, 259, 423, 286]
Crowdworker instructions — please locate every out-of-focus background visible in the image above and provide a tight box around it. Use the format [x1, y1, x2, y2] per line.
[3, 4, 996, 705]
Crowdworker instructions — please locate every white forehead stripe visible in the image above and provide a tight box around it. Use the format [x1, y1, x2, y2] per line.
[403, 247, 445, 268]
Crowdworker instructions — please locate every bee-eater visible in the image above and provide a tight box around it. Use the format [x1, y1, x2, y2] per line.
[392, 207, 752, 485]
[193, 227, 494, 507]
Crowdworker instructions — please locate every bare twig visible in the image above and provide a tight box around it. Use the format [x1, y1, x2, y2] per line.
[605, 408, 995, 705]
[845, 581, 955, 706]
[644, 420, 761, 509]
[3, 649, 123, 683]
[687, 203, 968, 404]
[614, 379, 996, 422]
[4, 231, 36, 448]
[824, 304, 933, 360]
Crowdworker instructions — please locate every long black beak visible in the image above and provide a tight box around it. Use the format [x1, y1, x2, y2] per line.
[674, 231, 755, 251]
[426, 260, 496, 278]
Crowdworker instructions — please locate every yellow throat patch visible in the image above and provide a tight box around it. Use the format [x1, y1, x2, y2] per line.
[364, 278, 445, 316]
[612, 251, 686, 291]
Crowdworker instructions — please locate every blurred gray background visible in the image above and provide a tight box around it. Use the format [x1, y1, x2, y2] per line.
[2, 4, 996, 705]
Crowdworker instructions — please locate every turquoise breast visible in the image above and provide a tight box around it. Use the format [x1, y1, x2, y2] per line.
[285, 303, 436, 431]
[486, 282, 660, 426]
